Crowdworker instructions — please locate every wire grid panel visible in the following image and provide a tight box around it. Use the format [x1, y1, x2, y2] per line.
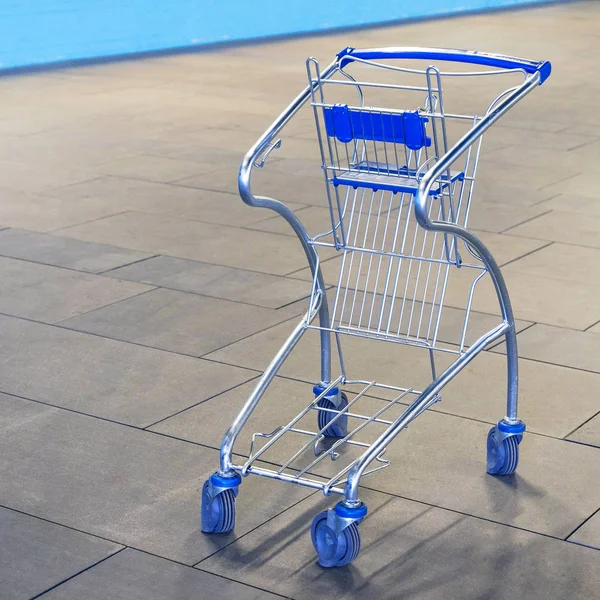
[237, 380, 422, 495]
[303, 57, 527, 349]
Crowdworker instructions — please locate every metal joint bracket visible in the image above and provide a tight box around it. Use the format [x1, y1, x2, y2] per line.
[313, 384, 344, 409]
[495, 418, 526, 442]
[208, 472, 241, 500]
[326, 502, 367, 533]
[253, 139, 282, 168]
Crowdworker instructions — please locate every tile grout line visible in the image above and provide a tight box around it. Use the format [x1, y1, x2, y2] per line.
[536, 171, 582, 194]
[193, 491, 320, 567]
[193, 568, 293, 599]
[284, 253, 341, 277]
[48, 209, 133, 235]
[564, 506, 600, 542]
[358, 484, 578, 545]
[0, 503, 127, 550]
[97, 253, 160, 274]
[499, 209, 553, 234]
[0, 311, 210, 360]
[28, 547, 127, 600]
[529, 192, 562, 207]
[498, 241, 554, 268]
[97, 274, 310, 312]
[142, 374, 261, 430]
[0, 250, 152, 278]
[0, 390, 148, 431]
[562, 408, 600, 440]
[52, 286, 159, 326]
[198, 314, 301, 359]
[511, 353, 600, 377]
[484, 321, 537, 350]
[584, 318, 600, 333]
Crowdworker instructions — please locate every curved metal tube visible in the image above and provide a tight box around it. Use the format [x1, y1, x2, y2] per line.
[413, 72, 540, 424]
[220, 290, 323, 474]
[344, 322, 509, 503]
[343, 70, 542, 505]
[238, 60, 338, 386]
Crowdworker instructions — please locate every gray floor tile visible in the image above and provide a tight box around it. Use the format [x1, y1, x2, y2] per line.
[492, 323, 600, 373]
[176, 167, 332, 208]
[476, 160, 572, 193]
[481, 125, 596, 152]
[151, 141, 247, 167]
[541, 171, 597, 199]
[0, 127, 151, 171]
[60, 287, 298, 356]
[456, 182, 558, 207]
[200, 488, 600, 600]
[502, 241, 600, 283]
[465, 202, 551, 234]
[96, 154, 218, 183]
[207, 320, 600, 438]
[107, 256, 312, 309]
[508, 210, 600, 248]
[0, 188, 126, 233]
[0, 229, 152, 273]
[0, 395, 312, 565]
[0, 158, 94, 195]
[441, 348, 600, 439]
[56, 211, 319, 276]
[0, 506, 122, 600]
[150, 376, 342, 455]
[0, 256, 152, 323]
[483, 143, 592, 172]
[0, 315, 256, 427]
[41, 549, 283, 600]
[355, 410, 600, 537]
[568, 414, 600, 448]
[48, 176, 298, 227]
[536, 193, 600, 217]
[444, 267, 600, 330]
[569, 512, 600, 551]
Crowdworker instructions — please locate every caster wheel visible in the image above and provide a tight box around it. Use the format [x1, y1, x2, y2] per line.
[486, 427, 519, 475]
[201, 480, 236, 533]
[311, 511, 360, 567]
[317, 392, 348, 437]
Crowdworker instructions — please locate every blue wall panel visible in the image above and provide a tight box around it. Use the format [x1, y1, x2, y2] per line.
[0, 0, 551, 71]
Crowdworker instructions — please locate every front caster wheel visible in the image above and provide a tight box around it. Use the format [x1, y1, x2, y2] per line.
[201, 480, 236, 533]
[486, 427, 520, 475]
[311, 511, 360, 567]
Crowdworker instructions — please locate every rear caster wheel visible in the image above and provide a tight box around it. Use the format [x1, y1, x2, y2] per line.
[486, 427, 520, 475]
[311, 510, 360, 567]
[317, 392, 348, 437]
[201, 478, 237, 533]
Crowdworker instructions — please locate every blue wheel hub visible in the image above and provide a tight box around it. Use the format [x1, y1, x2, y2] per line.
[311, 502, 365, 567]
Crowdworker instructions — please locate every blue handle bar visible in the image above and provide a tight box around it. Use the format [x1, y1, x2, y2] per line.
[337, 47, 551, 84]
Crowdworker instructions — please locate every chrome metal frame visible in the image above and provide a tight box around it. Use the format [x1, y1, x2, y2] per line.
[222, 48, 542, 508]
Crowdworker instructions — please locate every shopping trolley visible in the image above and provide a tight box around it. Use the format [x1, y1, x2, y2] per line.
[201, 47, 551, 567]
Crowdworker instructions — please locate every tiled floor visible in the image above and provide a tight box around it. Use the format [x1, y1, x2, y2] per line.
[1, 2, 600, 598]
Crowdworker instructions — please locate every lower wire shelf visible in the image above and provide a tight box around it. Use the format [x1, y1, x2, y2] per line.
[231, 378, 438, 496]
